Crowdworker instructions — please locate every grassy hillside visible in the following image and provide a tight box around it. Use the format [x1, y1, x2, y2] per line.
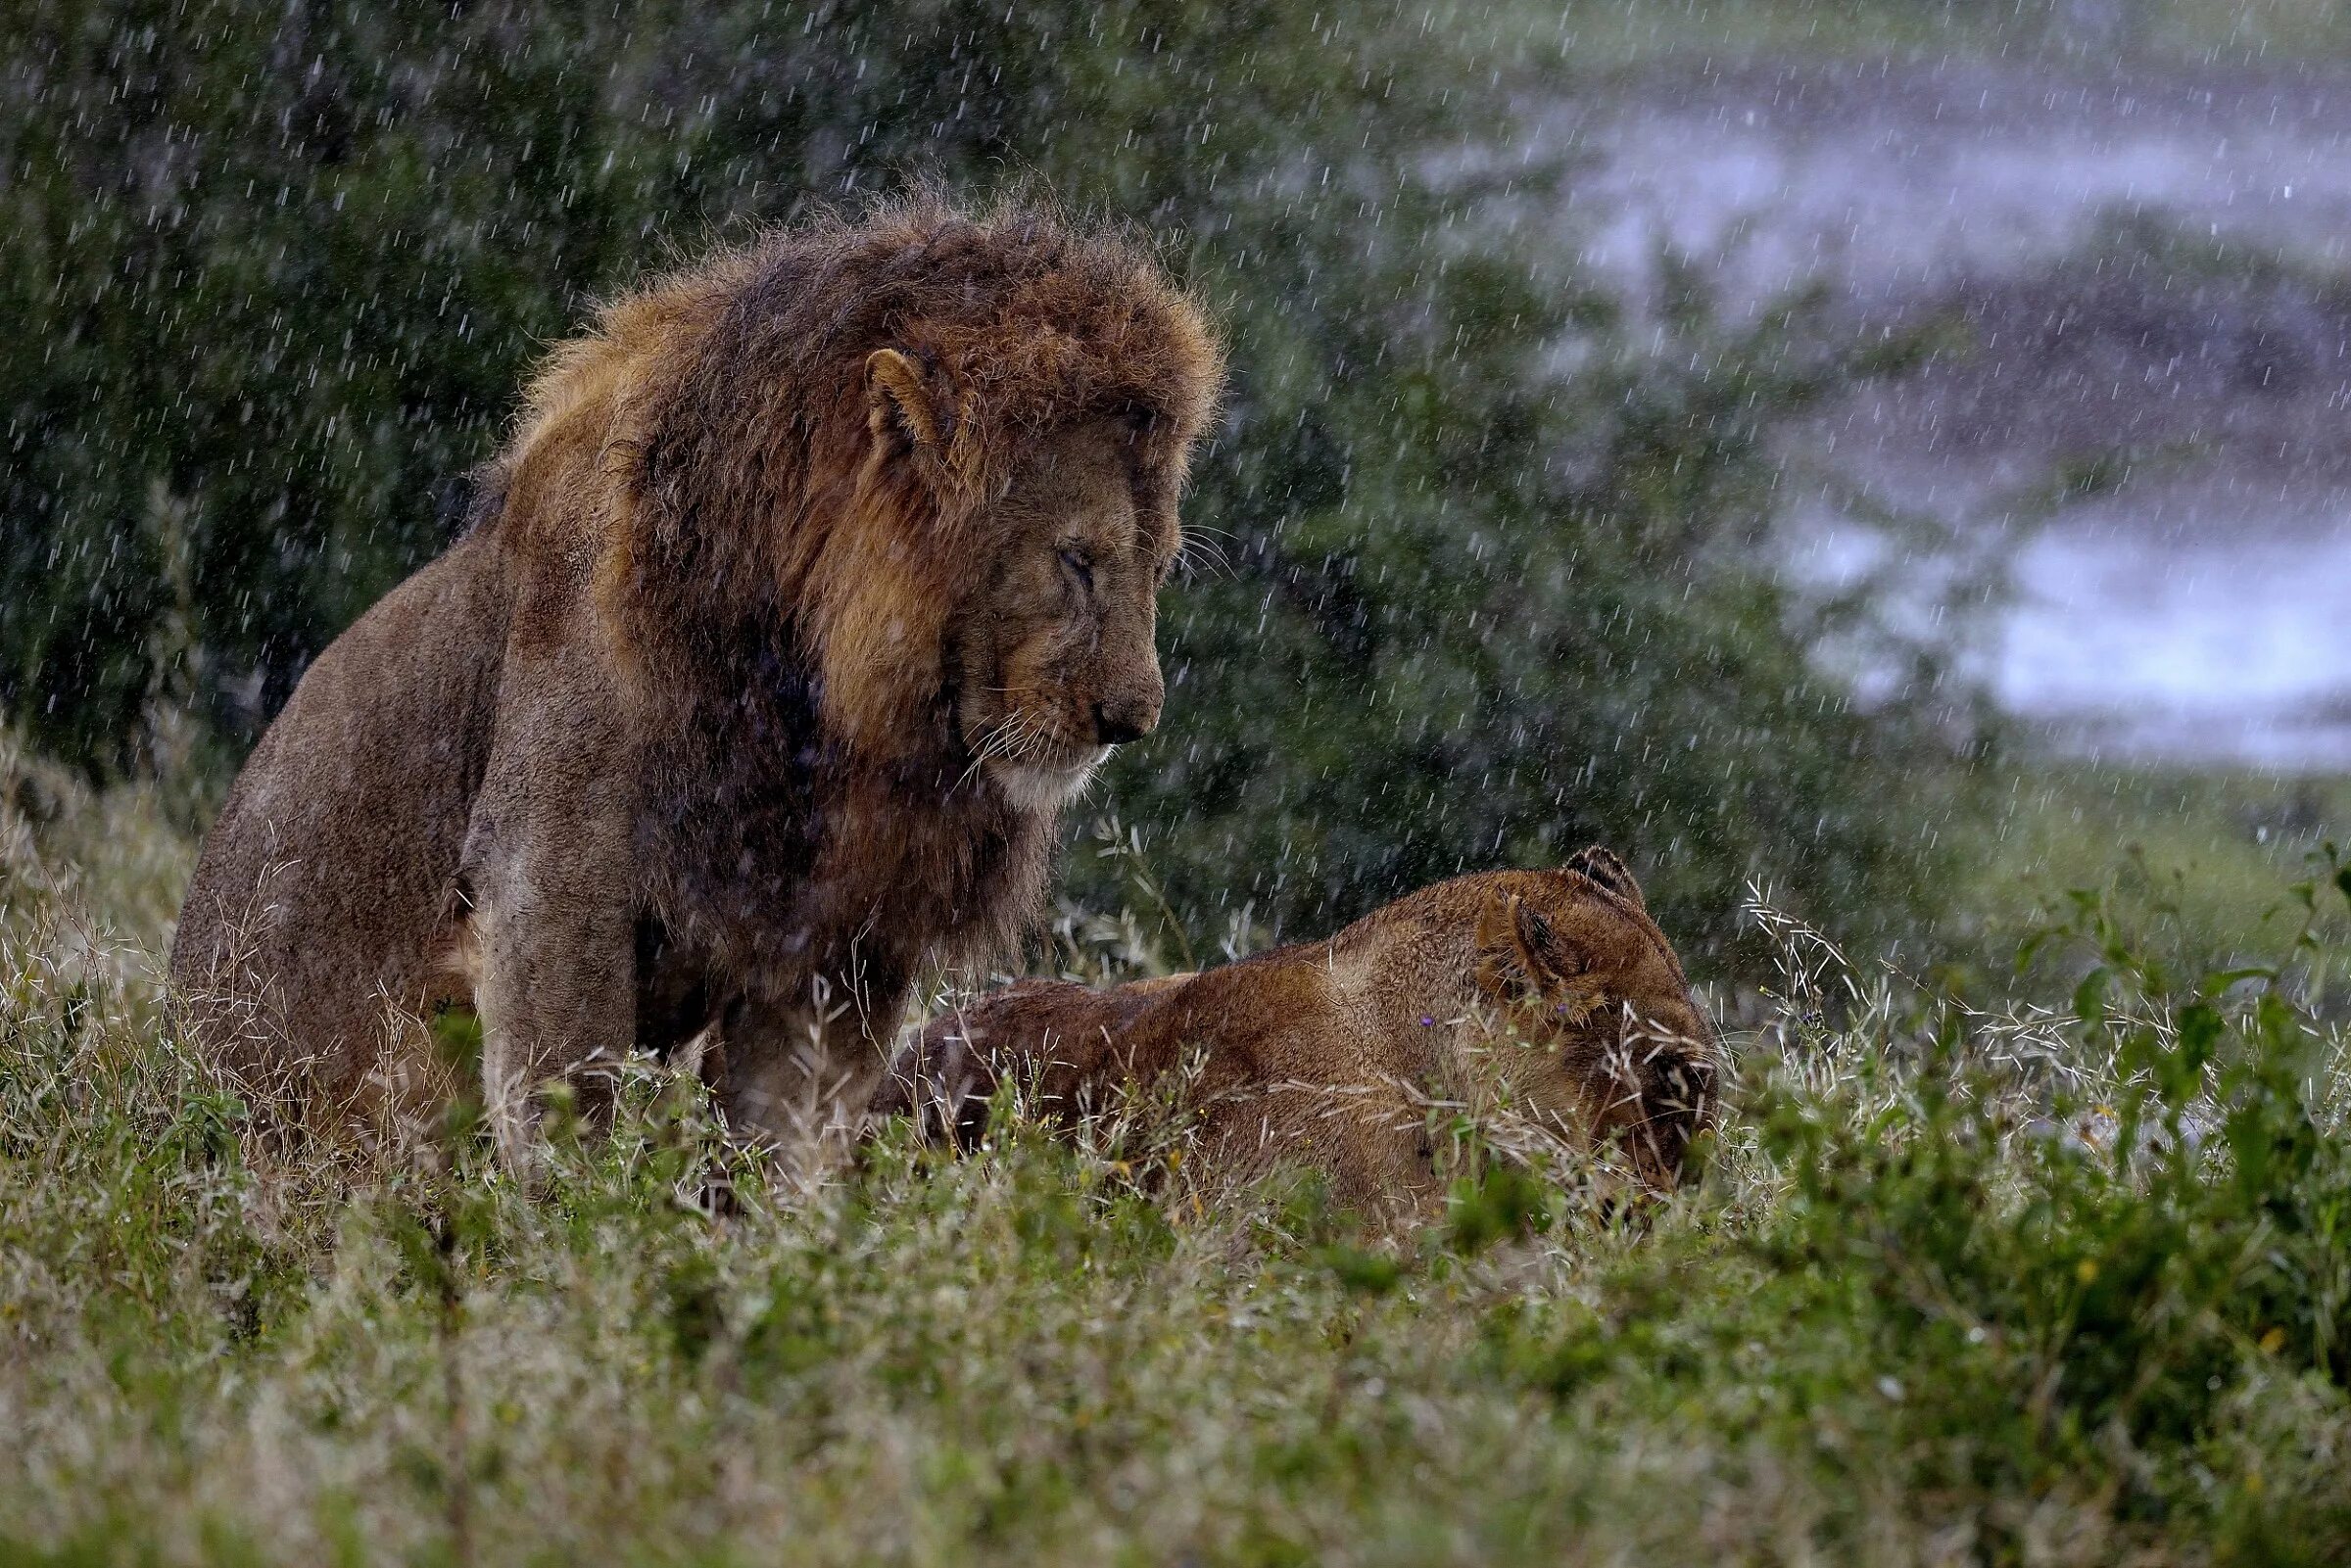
[5, 749, 2350, 1565]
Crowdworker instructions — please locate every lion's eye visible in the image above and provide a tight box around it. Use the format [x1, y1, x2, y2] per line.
[1059, 546, 1095, 591]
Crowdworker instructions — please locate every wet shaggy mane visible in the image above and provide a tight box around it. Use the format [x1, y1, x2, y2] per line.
[504, 197, 1217, 980]
[495, 195, 1223, 759]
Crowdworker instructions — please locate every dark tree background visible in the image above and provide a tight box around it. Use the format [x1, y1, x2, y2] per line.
[0, 0, 1985, 966]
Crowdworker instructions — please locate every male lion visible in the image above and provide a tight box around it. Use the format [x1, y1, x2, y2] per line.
[171, 198, 1223, 1169]
[873, 848, 1721, 1220]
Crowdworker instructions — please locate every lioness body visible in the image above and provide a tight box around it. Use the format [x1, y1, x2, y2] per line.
[171, 200, 1223, 1164]
[875, 852, 1719, 1218]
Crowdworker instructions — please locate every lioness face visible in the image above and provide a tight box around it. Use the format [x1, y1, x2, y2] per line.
[1555, 963, 1719, 1194]
[1481, 876, 1721, 1191]
[953, 415, 1176, 812]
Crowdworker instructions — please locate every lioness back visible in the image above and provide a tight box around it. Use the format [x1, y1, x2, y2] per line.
[870, 974, 1184, 1144]
[874, 849, 1720, 1220]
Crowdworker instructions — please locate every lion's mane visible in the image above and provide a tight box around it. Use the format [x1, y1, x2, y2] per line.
[495, 196, 1223, 989]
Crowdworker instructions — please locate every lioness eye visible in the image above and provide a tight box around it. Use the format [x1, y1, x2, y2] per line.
[1059, 546, 1095, 590]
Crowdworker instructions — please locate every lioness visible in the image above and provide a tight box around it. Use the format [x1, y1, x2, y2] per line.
[171, 198, 1223, 1169]
[873, 848, 1720, 1218]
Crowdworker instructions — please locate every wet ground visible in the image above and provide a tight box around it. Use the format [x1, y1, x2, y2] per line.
[1534, 58, 2351, 769]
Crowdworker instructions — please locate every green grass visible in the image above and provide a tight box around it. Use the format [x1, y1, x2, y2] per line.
[5, 750, 2351, 1565]
[1958, 765, 2351, 1008]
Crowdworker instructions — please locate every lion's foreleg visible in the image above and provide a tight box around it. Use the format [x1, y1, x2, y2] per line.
[465, 877, 635, 1174]
[462, 650, 639, 1177]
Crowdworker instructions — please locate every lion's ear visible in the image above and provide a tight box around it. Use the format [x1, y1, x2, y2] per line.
[866, 348, 952, 451]
[1565, 844, 1644, 911]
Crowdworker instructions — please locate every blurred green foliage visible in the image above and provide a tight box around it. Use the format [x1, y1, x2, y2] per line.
[2, 0, 1978, 965]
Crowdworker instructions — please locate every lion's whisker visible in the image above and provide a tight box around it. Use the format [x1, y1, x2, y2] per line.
[1174, 535, 1235, 582]
[953, 717, 1025, 793]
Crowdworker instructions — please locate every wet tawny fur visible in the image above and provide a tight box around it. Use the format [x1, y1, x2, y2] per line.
[171, 197, 1224, 1166]
[874, 849, 1720, 1221]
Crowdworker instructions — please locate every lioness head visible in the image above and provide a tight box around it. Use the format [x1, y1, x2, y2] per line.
[1474, 847, 1720, 1190]
[869, 351, 1174, 810]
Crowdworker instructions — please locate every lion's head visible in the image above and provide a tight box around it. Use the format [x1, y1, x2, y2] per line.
[1473, 847, 1721, 1190]
[864, 376, 1177, 812]
[523, 196, 1223, 815]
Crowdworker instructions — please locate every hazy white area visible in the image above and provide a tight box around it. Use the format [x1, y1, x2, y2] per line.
[1993, 515, 2351, 769]
[1540, 61, 2351, 769]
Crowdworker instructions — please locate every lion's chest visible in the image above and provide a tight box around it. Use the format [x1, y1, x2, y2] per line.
[629, 645, 1043, 1020]
[638, 768, 1029, 998]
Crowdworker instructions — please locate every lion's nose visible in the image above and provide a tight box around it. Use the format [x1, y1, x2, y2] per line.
[1092, 699, 1156, 745]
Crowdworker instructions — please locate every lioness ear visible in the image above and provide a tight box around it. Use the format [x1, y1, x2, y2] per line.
[1474, 890, 1583, 1005]
[1565, 844, 1645, 911]
[866, 348, 951, 451]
